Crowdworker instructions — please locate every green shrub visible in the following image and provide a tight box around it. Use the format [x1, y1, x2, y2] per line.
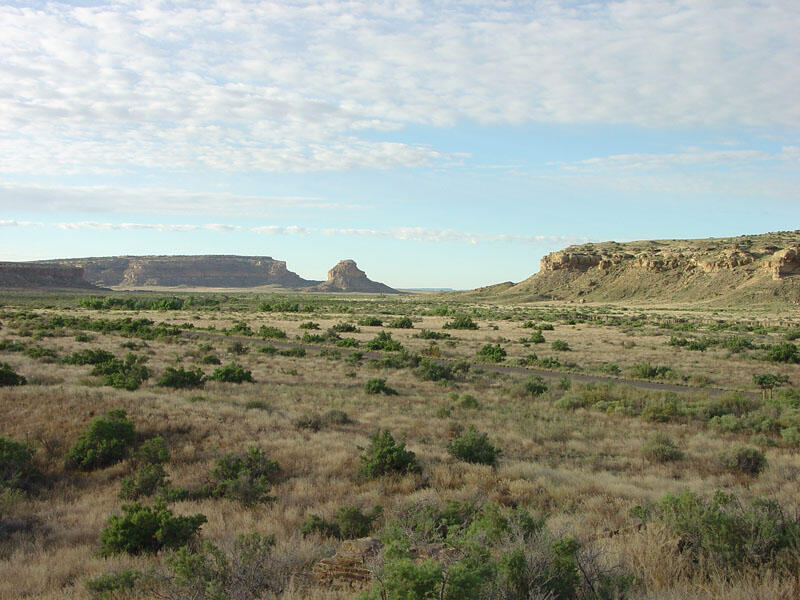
[298, 321, 320, 330]
[555, 393, 589, 410]
[0, 436, 43, 492]
[643, 490, 800, 572]
[23, 346, 58, 362]
[278, 347, 306, 357]
[84, 569, 142, 598]
[414, 329, 450, 340]
[599, 363, 621, 375]
[724, 335, 754, 353]
[98, 501, 206, 556]
[766, 342, 800, 363]
[336, 337, 360, 347]
[358, 316, 383, 326]
[66, 409, 135, 471]
[330, 322, 359, 333]
[119, 463, 169, 500]
[459, 394, 480, 409]
[523, 375, 548, 397]
[227, 322, 254, 336]
[631, 362, 673, 379]
[0, 362, 26, 386]
[413, 358, 453, 382]
[527, 330, 545, 344]
[210, 362, 254, 383]
[388, 316, 413, 329]
[136, 436, 170, 465]
[641, 394, 682, 422]
[366, 331, 403, 352]
[294, 413, 325, 431]
[477, 343, 506, 362]
[163, 532, 281, 600]
[641, 433, 684, 462]
[157, 365, 205, 389]
[91, 353, 149, 390]
[358, 430, 419, 479]
[63, 348, 116, 365]
[447, 425, 501, 466]
[258, 325, 287, 339]
[337, 505, 383, 538]
[206, 447, 279, 505]
[720, 446, 767, 476]
[443, 314, 478, 330]
[300, 514, 341, 538]
[364, 377, 397, 395]
[551, 339, 570, 351]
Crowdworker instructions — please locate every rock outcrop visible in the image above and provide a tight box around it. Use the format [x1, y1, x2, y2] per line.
[312, 260, 400, 294]
[465, 231, 800, 306]
[0, 263, 100, 289]
[311, 537, 381, 589]
[41, 255, 312, 288]
[29, 255, 400, 292]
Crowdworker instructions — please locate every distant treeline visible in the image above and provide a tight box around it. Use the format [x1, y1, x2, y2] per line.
[79, 296, 220, 310]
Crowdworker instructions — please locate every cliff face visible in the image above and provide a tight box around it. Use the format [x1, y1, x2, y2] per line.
[42, 255, 313, 288]
[494, 231, 800, 305]
[0, 263, 100, 289]
[31, 255, 399, 292]
[312, 260, 400, 294]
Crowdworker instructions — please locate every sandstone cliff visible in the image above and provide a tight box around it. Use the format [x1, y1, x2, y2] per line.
[312, 260, 400, 294]
[474, 231, 800, 305]
[31, 255, 399, 293]
[0, 262, 100, 289]
[41, 255, 314, 289]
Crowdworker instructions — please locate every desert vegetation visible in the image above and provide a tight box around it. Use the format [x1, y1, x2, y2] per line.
[1, 291, 799, 599]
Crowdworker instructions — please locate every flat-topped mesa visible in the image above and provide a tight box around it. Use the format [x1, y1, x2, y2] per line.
[39, 255, 313, 288]
[0, 262, 100, 289]
[312, 259, 400, 294]
[483, 230, 800, 305]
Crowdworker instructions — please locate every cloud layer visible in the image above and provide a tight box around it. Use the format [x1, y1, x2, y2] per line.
[2, 0, 797, 174]
[0, 218, 589, 247]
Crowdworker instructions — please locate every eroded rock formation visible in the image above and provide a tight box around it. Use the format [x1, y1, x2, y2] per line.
[0, 263, 100, 289]
[474, 230, 800, 305]
[312, 260, 400, 293]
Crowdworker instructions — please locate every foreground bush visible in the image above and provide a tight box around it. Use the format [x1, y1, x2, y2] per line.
[205, 447, 279, 506]
[477, 343, 506, 362]
[157, 366, 205, 389]
[91, 353, 149, 391]
[443, 314, 478, 330]
[366, 331, 403, 352]
[635, 490, 800, 574]
[641, 432, 684, 463]
[719, 445, 767, 476]
[358, 430, 419, 479]
[369, 500, 632, 600]
[98, 502, 206, 556]
[447, 425, 501, 466]
[162, 532, 286, 600]
[0, 436, 43, 492]
[413, 357, 453, 382]
[66, 409, 135, 471]
[0, 362, 26, 386]
[364, 377, 397, 395]
[301, 505, 383, 539]
[62, 348, 115, 365]
[210, 362, 254, 383]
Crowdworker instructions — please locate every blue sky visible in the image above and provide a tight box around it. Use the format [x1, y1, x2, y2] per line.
[1, 1, 798, 289]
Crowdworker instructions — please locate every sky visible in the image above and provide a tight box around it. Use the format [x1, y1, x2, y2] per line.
[0, 1, 798, 289]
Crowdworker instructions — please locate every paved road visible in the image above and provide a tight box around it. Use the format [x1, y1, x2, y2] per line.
[184, 330, 757, 399]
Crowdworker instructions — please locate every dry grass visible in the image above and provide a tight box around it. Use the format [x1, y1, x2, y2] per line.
[1, 297, 799, 598]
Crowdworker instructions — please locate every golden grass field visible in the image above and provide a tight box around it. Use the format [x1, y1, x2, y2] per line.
[1, 293, 800, 599]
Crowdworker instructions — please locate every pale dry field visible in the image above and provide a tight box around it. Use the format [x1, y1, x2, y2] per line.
[1, 294, 799, 599]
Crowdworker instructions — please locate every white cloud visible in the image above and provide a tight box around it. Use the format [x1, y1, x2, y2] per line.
[0, 182, 356, 216]
[0, 1, 797, 175]
[2, 218, 589, 247]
